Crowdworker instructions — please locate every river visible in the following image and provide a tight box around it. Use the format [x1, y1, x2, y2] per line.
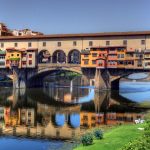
[0, 77, 150, 150]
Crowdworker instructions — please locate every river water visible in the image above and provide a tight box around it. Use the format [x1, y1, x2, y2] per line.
[0, 78, 150, 150]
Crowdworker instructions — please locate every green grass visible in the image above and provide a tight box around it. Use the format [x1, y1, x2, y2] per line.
[74, 124, 144, 150]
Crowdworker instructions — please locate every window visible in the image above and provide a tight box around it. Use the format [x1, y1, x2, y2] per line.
[28, 42, 32, 47]
[84, 54, 89, 57]
[11, 54, 14, 56]
[89, 41, 93, 46]
[28, 112, 31, 117]
[123, 40, 127, 46]
[73, 41, 77, 46]
[1, 43, 4, 48]
[118, 54, 124, 58]
[141, 40, 145, 45]
[121, 54, 124, 58]
[29, 60, 32, 65]
[106, 41, 110, 46]
[6, 60, 9, 64]
[58, 42, 61, 47]
[17, 54, 19, 56]
[22, 61, 26, 65]
[29, 54, 32, 58]
[14, 43, 18, 47]
[84, 60, 89, 65]
[92, 53, 97, 57]
[43, 42, 46, 47]
[92, 60, 96, 64]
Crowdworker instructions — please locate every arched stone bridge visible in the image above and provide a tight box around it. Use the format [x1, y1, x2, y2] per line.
[38, 63, 82, 75]
[4, 63, 150, 90]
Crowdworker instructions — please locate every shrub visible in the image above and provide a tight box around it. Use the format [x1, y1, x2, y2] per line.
[81, 132, 93, 146]
[121, 121, 150, 150]
[144, 120, 150, 137]
[121, 137, 150, 150]
[93, 128, 103, 139]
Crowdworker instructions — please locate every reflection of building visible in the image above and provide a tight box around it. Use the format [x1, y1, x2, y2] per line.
[0, 107, 4, 127]
[80, 111, 145, 127]
[64, 93, 72, 103]
[19, 109, 35, 126]
[80, 112, 104, 128]
[106, 112, 145, 125]
[4, 107, 19, 126]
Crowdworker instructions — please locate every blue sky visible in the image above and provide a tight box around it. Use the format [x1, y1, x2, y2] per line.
[0, 0, 150, 34]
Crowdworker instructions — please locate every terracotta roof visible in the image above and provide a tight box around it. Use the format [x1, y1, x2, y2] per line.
[0, 31, 150, 40]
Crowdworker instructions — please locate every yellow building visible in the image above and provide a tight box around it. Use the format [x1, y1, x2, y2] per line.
[5, 48, 22, 68]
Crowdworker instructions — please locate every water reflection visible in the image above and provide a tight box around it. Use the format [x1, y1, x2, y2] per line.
[0, 84, 149, 141]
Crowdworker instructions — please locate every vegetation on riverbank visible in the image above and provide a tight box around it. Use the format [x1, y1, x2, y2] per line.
[74, 124, 145, 150]
[121, 120, 150, 150]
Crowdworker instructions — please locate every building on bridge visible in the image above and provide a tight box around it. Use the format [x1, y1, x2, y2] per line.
[5, 48, 38, 68]
[0, 49, 6, 68]
[1, 31, 150, 89]
[0, 30, 150, 67]
[81, 46, 149, 69]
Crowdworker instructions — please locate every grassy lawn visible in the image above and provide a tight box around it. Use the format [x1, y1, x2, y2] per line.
[74, 124, 144, 150]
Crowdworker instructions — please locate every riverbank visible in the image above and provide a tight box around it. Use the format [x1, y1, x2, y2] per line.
[74, 124, 144, 150]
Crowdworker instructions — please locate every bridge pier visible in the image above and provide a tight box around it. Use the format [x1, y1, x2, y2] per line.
[12, 68, 27, 89]
[95, 69, 111, 90]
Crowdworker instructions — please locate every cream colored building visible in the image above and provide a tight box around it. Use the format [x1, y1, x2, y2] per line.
[0, 31, 150, 66]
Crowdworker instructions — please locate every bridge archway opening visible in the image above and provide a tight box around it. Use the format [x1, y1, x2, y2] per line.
[38, 50, 51, 63]
[111, 72, 150, 91]
[27, 68, 82, 88]
[52, 50, 66, 63]
[68, 49, 81, 64]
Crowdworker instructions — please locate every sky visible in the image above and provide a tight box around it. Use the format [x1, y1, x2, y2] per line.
[0, 0, 150, 34]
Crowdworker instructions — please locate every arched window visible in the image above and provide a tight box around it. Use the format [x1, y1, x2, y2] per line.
[38, 50, 51, 63]
[68, 49, 81, 64]
[52, 50, 66, 63]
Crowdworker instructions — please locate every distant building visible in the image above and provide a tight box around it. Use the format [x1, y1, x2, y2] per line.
[0, 23, 12, 36]
[12, 29, 43, 36]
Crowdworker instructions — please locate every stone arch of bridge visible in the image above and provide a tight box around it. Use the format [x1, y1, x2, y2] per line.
[67, 49, 81, 64]
[27, 66, 82, 88]
[52, 49, 67, 63]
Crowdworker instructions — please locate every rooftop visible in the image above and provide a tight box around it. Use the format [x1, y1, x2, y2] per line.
[0, 31, 150, 40]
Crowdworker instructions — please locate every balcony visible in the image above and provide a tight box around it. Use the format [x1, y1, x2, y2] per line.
[125, 55, 135, 60]
[9, 59, 20, 67]
[108, 50, 117, 54]
[117, 61, 125, 68]
[107, 55, 117, 60]
[107, 62, 117, 68]
[10, 62, 19, 67]
[125, 64, 134, 69]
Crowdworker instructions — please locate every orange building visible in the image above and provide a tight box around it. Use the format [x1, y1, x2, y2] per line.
[80, 112, 104, 128]
[81, 48, 98, 68]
